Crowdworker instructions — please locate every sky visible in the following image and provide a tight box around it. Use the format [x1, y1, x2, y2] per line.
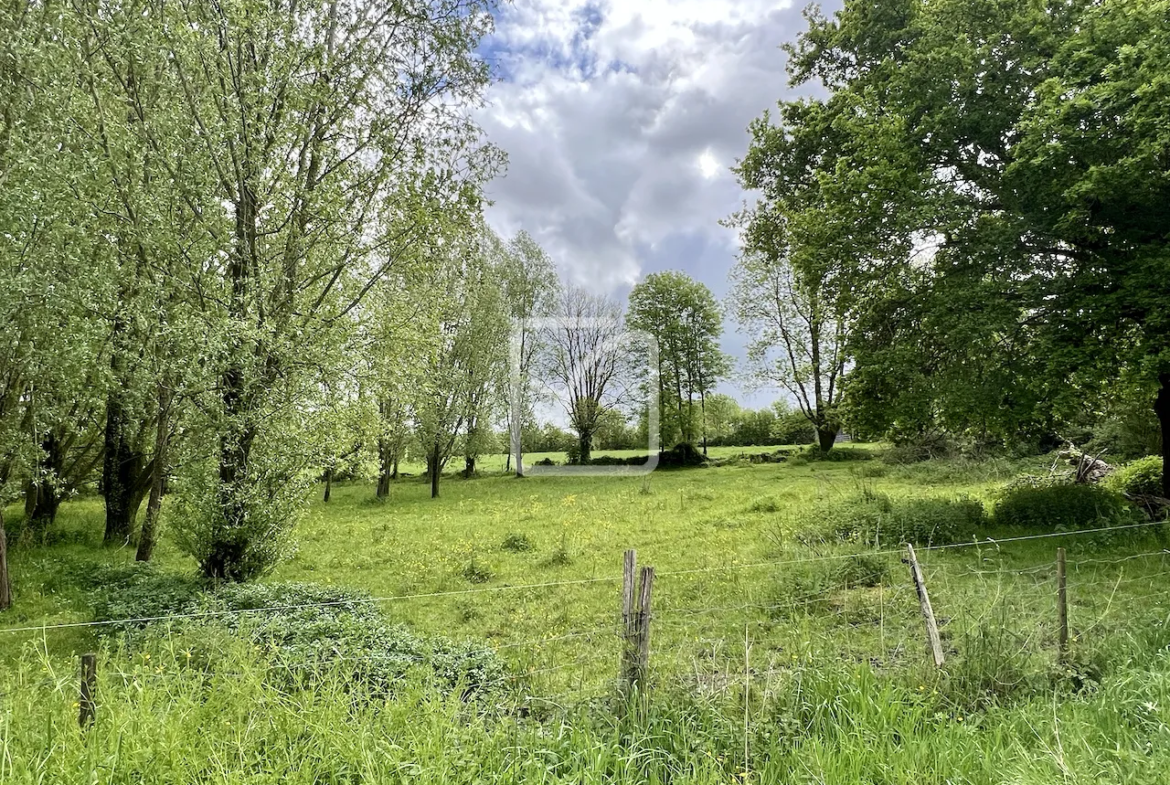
[475, 0, 837, 409]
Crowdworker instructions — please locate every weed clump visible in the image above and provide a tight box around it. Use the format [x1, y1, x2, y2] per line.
[95, 569, 507, 699]
[461, 556, 495, 584]
[993, 482, 1139, 531]
[501, 532, 534, 552]
[797, 491, 986, 547]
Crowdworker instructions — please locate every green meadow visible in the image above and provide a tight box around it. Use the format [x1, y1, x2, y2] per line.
[4, 449, 1170, 782]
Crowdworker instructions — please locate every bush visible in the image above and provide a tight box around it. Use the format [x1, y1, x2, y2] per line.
[658, 442, 707, 468]
[800, 445, 873, 462]
[94, 573, 507, 699]
[773, 412, 816, 445]
[501, 532, 534, 552]
[993, 483, 1139, 530]
[1106, 456, 1165, 498]
[768, 549, 893, 617]
[589, 454, 651, 467]
[797, 491, 987, 547]
[881, 431, 958, 464]
[172, 451, 308, 581]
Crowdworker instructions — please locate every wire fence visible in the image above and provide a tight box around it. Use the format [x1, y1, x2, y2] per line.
[7, 519, 1170, 723]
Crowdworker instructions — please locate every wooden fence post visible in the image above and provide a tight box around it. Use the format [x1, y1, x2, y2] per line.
[907, 544, 945, 668]
[79, 653, 97, 729]
[635, 565, 655, 688]
[619, 551, 655, 695]
[1057, 547, 1068, 655]
[621, 550, 637, 691]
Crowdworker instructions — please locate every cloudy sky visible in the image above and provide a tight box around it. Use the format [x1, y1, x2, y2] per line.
[476, 0, 836, 407]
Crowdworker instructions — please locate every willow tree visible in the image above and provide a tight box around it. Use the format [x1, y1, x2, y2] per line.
[501, 232, 559, 477]
[155, 0, 500, 579]
[411, 225, 509, 498]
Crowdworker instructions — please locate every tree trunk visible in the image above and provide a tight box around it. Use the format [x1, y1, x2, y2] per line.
[578, 432, 593, 465]
[136, 384, 171, 563]
[392, 454, 399, 480]
[1156, 372, 1170, 498]
[26, 432, 64, 540]
[323, 467, 333, 502]
[102, 348, 148, 545]
[429, 445, 441, 499]
[816, 426, 837, 453]
[376, 436, 392, 499]
[464, 455, 476, 478]
[700, 389, 708, 457]
[0, 508, 11, 610]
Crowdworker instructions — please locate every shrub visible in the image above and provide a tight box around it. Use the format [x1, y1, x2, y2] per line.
[993, 483, 1139, 531]
[658, 442, 707, 468]
[800, 445, 873, 462]
[501, 532, 534, 552]
[768, 549, 893, 617]
[534, 457, 556, 466]
[1106, 456, 1165, 499]
[797, 492, 986, 547]
[881, 431, 957, 464]
[172, 451, 307, 581]
[589, 454, 651, 467]
[95, 574, 507, 699]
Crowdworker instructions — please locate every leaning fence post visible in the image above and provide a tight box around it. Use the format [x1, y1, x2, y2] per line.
[79, 653, 97, 729]
[906, 544, 945, 668]
[1057, 547, 1068, 655]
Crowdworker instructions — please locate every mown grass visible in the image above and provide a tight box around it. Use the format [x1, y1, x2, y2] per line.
[3, 446, 1170, 782]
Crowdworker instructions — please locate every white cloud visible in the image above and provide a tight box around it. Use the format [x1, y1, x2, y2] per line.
[478, 0, 832, 406]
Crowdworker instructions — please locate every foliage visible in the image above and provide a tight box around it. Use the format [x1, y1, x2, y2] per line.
[1107, 457, 1167, 500]
[739, 0, 1170, 484]
[627, 272, 729, 448]
[95, 573, 506, 699]
[993, 483, 1139, 531]
[798, 491, 986, 547]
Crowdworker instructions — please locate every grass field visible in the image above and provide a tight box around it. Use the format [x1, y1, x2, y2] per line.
[4, 446, 1170, 782]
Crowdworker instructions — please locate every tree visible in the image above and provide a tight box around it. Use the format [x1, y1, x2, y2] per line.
[729, 252, 846, 452]
[627, 272, 727, 454]
[412, 225, 509, 498]
[541, 287, 631, 465]
[154, 0, 499, 578]
[501, 232, 559, 477]
[742, 0, 1170, 485]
